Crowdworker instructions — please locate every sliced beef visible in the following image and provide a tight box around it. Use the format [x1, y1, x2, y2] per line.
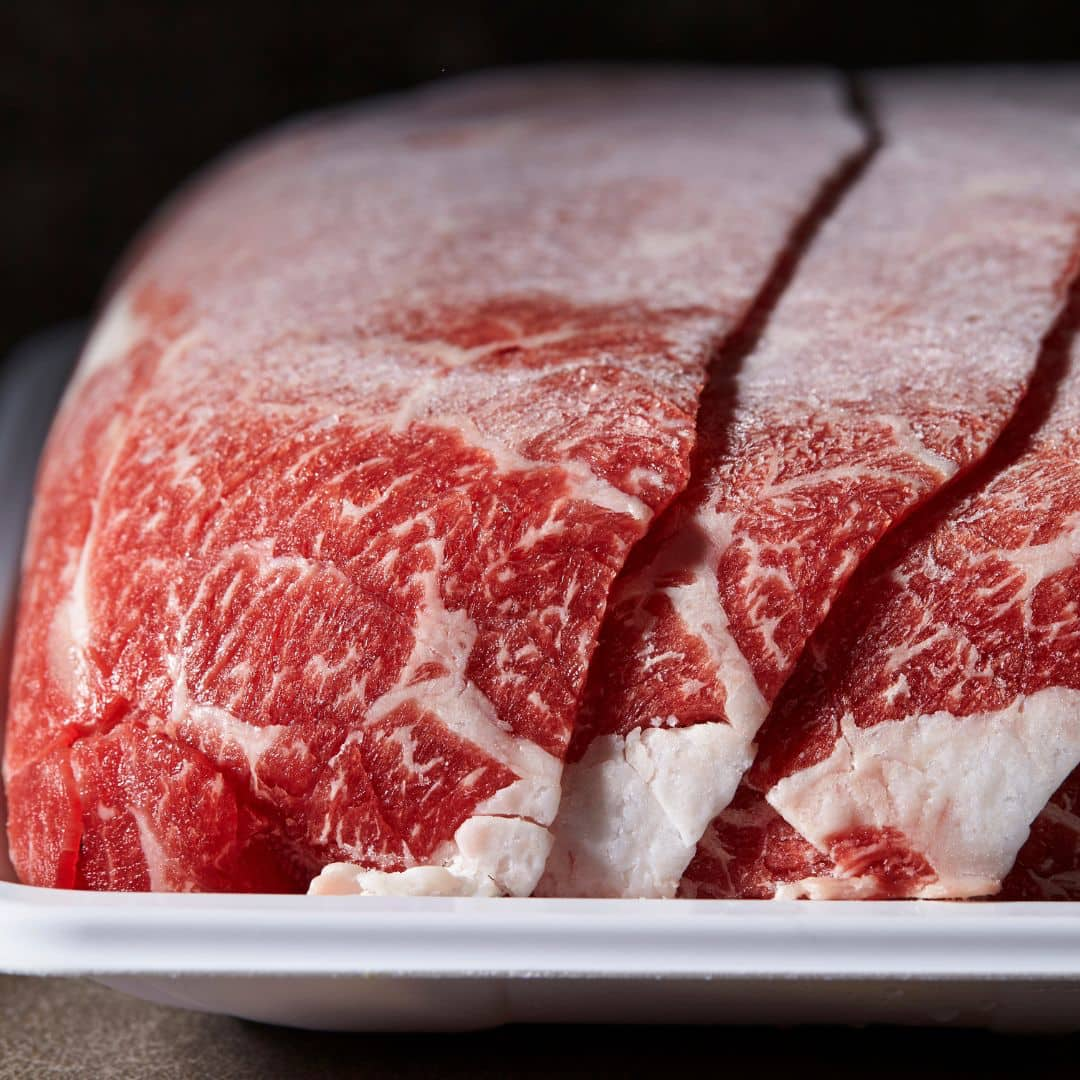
[686, 282, 1080, 900]
[4, 68, 858, 894]
[544, 71, 1080, 898]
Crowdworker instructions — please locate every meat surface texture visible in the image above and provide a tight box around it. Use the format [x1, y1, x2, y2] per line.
[685, 284, 1080, 900]
[1002, 764, 1080, 899]
[541, 70, 1080, 898]
[3, 68, 860, 894]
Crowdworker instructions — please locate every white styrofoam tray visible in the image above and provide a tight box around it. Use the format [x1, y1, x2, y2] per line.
[1, 330, 1078, 1032]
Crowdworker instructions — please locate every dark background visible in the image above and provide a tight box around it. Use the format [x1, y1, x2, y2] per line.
[4, 0, 1080, 365]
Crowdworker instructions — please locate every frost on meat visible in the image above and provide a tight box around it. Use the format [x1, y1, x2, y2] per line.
[685, 285, 1080, 900]
[2, 69, 858, 894]
[543, 71, 1080, 899]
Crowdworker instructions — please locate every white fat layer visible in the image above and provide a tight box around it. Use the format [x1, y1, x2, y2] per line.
[128, 807, 170, 892]
[448, 815, 554, 896]
[307, 862, 501, 897]
[66, 529, 94, 652]
[540, 724, 755, 898]
[308, 815, 551, 896]
[73, 290, 141, 387]
[623, 725, 756, 846]
[47, 581, 91, 706]
[538, 734, 694, 898]
[46, 499, 105, 707]
[473, 776, 560, 822]
[767, 685, 1080, 894]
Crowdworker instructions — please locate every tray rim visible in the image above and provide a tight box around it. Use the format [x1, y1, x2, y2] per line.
[3, 879, 1080, 980]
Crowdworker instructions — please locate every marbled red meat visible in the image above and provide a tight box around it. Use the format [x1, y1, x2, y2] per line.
[3, 69, 858, 894]
[1002, 766, 1080, 899]
[543, 71, 1080, 898]
[685, 283, 1080, 900]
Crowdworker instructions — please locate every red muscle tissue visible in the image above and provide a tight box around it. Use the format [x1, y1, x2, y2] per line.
[6, 69, 1080, 900]
[3, 69, 859, 895]
[543, 71, 1080, 897]
[685, 286, 1080, 900]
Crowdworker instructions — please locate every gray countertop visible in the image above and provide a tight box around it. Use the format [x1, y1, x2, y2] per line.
[2, 975, 1077, 1079]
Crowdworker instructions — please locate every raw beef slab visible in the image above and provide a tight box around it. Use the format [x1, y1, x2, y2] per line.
[685, 285, 1080, 901]
[542, 70, 1080, 898]
[3, 69, 859, 895]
